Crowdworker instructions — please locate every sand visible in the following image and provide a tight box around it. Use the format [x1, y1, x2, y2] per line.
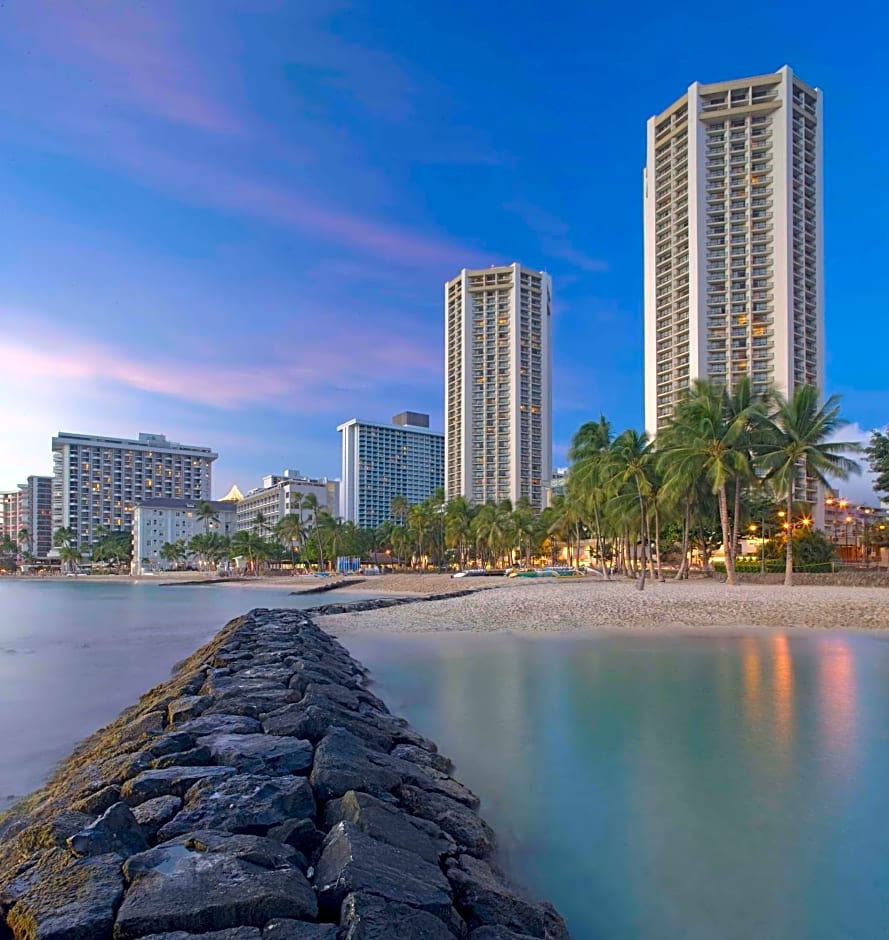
[319, 577, 889, 634]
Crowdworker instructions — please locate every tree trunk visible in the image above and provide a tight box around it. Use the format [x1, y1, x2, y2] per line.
[730, 477, 742, 566]
[637, 506, 647, 590]
[718, 485, 738, 586]
[784, 491, 794, 587]
[593, 503, 608, 579]
[645, 508, 656, 583]
[654, 503, 664, 582]
[675, 500, 691, 581]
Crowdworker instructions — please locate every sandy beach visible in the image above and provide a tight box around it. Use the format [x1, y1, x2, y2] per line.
[320, 577, 889, 634]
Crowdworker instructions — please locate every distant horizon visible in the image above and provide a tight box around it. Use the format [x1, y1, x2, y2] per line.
[1, 3, 885, 504]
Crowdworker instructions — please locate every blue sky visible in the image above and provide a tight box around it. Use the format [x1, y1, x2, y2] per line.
[1, 0, 886, 500]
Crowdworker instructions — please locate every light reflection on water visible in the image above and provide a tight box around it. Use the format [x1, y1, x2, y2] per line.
[344, 629, 889, 940]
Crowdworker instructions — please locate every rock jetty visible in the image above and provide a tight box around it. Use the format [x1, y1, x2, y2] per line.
[0, 608, 569, 939]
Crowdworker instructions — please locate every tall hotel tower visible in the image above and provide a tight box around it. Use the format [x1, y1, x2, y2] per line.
[644, 66, 823, 434]
[445, 263, 552, 511]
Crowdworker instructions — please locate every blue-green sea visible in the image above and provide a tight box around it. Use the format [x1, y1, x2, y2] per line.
[2, 580, 888, 938]
[345, 629, 889, 939]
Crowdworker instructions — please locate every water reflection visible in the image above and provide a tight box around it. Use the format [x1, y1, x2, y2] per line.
[346, 630, 886, 939]
[772, 633, 795, 755]
[817, 638, 857, 776]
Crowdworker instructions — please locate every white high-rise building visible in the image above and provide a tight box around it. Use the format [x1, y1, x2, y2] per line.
[52, 431, 217, 548]
[236, 470, 339, 535]
[445, 263, 552, 510]
[644, 65, 823, 434]
[338, 413, 444, 528]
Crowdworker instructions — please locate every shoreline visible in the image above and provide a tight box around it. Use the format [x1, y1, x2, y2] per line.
[318, 578, 889, 635]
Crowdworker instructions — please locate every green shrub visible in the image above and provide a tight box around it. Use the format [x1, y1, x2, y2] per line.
[713, 559, 835, 574]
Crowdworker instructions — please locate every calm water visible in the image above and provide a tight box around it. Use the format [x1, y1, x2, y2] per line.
[0, 579, 377, 809]
[344, 630, 889, 940]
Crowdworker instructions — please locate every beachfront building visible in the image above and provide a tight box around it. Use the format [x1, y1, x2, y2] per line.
[19, 475, 53, 558]
[644, 66, 823, 437]
[1, 488, 23, 545]
[338, 413, 444, 528]
[544, 468, 569, 508]
[236, 470, 339, 536]
[132, 497, 239, 575]
[51, 431, 217, 549]
[445, 263, 552, 511]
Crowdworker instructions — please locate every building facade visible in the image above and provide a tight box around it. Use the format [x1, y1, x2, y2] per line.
[445, 263, 552, 510]
[20, 476, 53, 558]
[338, 414, 444, 528]
[236, 471, 339, 536]
[132, 497, 239, 575]
[644, 66, 823, 434]
[51, 431, 217, 548]
[0, 488, 23, 545]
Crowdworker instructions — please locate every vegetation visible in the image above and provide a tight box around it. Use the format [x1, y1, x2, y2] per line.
[866, 427, 889, 500]
[5, 382, 863, 586]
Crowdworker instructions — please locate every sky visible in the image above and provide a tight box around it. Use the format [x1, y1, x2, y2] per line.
[1, 0, 886, 503]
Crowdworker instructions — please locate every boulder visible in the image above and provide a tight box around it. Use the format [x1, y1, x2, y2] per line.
[339, 892, 459, 939]
[314, 822, 453, 922]
[309, 729, 403, 801]
[390, 743, 453, 775]
[205, 687, 301, 719]
[152, 746, 213, 770]
[67, 801, 148, 858]
[121, 765, 236, 805]
[129, 710, 167, 738]
[125, 831, 303, 878]
[196, 733, 313, 775]
[176, 713, 262, 737]
[14, 811, 93, 855]
[167, 695, 213, 724]
[140, 930, 260, 940]
[99, 749, 155, 787]
[133, 795, 183, 842]
[148, 733, 197, 759]
[70, 784, 122, 817]
[324, 791, 453, 864]
[265, 818, 324, 855]
[116, 839, 316, 938]
[446, 856, 569, 940]
[469, 928, 539, 939]
[264, 700, 393, 751]
[396, 786, 494, 858]
[156, 774, 315, 840]
[263, 920, 341, 939]
[4, 848, 123, 940]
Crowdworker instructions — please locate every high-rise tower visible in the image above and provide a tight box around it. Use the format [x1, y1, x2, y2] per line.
[644, 65, 823, 434]
[445, 263, 552, 510]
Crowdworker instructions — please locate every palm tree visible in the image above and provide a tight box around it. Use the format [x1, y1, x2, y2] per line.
[391, 495, 409, 528]
[159, 540, 188, 570]
[59, 545, 81, 574]
[407, 502, 434, 569]
[660, 380, 756, 586]
[757, 386, 861, 585]
[275, 513, 306, 569]
[53, 526, 75, 549]
[195, 499, 219, 533]
[569, 416, 612, 577]
[253, 511, 271, 541]
[445, 496, 474, 570]
[609, 429, 654, 590]
[17, 526, 31, 555]
[230, 530, 268, 574]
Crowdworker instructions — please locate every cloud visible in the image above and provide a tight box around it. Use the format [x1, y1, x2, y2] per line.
[13, 1, 240, 134]
[504, 199, 609, 274]
[827, 423, 881, 505]
[0, 309, 442, 414]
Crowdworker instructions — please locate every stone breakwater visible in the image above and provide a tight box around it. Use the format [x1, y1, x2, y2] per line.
[0, 608, 568, 940]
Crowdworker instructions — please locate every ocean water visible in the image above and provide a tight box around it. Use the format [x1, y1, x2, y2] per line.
[344, 630, 889, 940]
[0, 579, 375, 809]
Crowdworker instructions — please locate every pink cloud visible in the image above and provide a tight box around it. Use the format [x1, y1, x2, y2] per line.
[16, 1, 239, 135]
[1, 312, 441, 413]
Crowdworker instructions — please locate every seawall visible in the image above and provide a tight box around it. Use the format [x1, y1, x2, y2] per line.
[0, 608, 569, 939]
